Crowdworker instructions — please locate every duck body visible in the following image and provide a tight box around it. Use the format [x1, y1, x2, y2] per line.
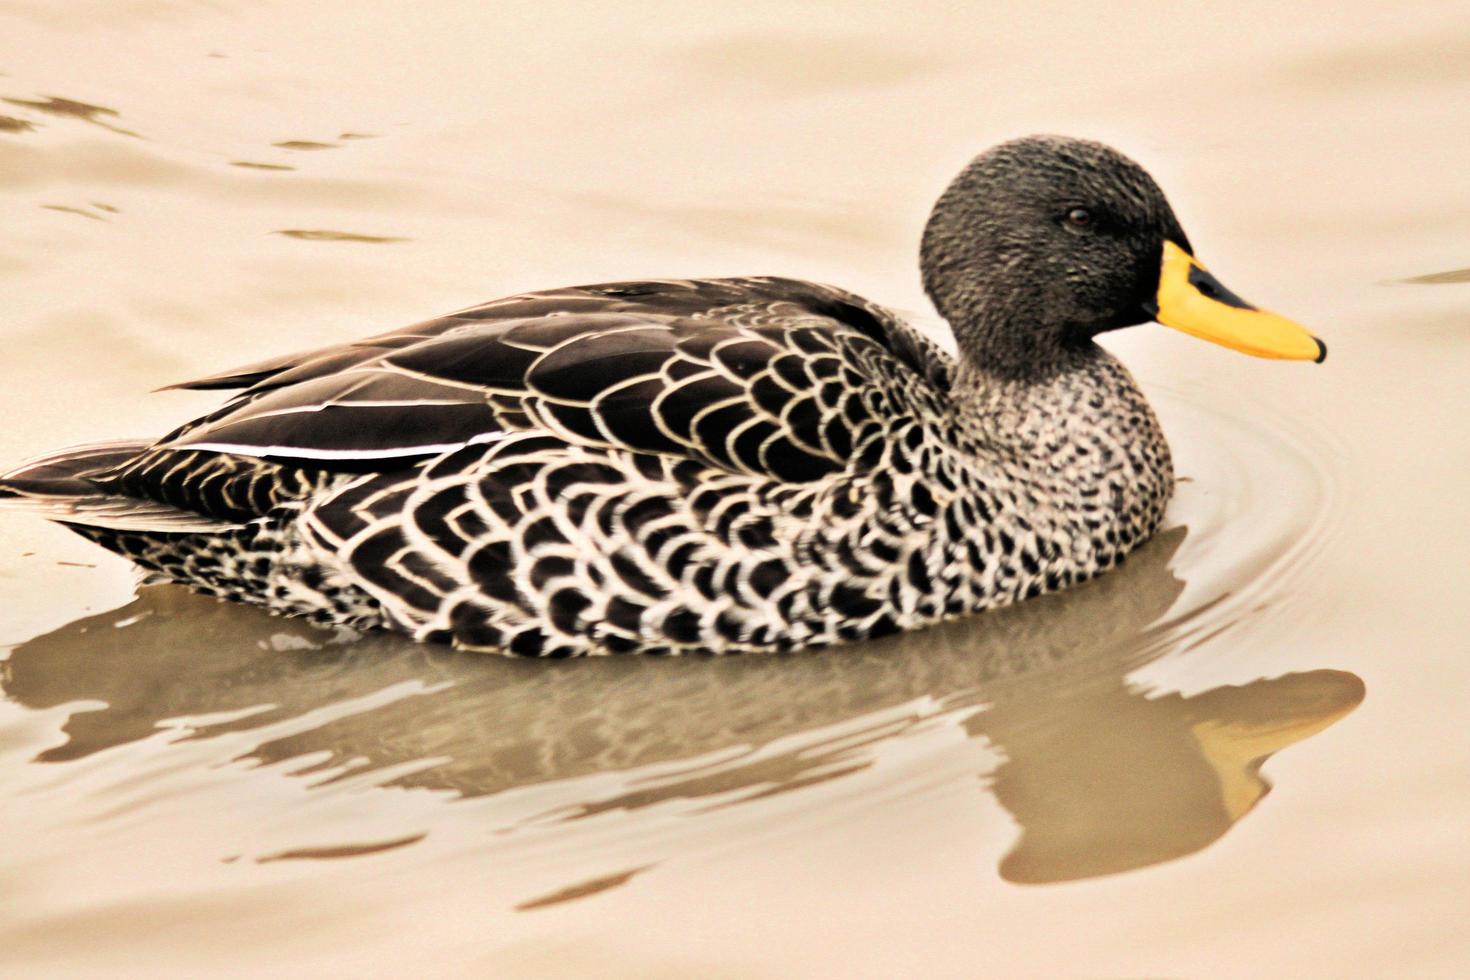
[0, 136, 1321, 656]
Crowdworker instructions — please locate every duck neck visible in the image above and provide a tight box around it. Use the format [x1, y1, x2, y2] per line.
[949, 340, 1166, 476]
[948, 310, 1097, 387]
[943, 343, 1175, 586]
[932, 285, 1090, 384]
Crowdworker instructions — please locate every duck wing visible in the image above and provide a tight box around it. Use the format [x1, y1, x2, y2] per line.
[122, 278, 952, 517]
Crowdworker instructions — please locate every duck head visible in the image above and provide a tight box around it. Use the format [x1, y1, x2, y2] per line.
[921, 135, 1325, 380]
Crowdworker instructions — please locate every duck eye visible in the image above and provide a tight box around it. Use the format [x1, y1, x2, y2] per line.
[1066, 207, 1093, 229]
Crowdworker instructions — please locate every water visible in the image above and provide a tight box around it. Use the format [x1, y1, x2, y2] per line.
[1, 2, 1468, 976]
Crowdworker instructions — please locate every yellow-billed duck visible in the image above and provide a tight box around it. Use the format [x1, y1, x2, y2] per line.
[0, 136, 1324, 656]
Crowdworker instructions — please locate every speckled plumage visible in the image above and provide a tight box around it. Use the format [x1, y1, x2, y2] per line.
[2, 136, 1190, 656]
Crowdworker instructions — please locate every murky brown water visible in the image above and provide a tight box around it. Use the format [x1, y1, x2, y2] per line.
[1, 2, 1468, 976]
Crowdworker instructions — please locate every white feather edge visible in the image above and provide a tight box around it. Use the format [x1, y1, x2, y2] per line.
[172, 429, 515, 462]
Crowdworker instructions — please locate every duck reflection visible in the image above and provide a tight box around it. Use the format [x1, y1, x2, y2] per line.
[0, 528, 1362, 885]
[981, 662, 1362, 883]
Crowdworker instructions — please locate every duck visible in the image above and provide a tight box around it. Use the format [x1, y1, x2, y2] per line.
[0, 136, 1325, 657]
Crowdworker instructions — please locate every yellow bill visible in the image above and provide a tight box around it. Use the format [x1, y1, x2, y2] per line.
[1150, 241, 1326, 363]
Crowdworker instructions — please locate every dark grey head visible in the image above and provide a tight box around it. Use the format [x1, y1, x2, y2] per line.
[921, 135, 1190, 379]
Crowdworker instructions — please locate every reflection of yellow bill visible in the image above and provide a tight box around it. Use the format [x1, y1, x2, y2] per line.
[1153, 241, 1326, 362]
[1192, 686, 1362, 820]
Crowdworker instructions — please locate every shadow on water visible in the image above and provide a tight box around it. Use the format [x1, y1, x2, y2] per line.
[1398, 267, 1470, 284]
[273, 229, 409, 244]
[1, 95, 140, 137]
[0, 528, 1362, 887]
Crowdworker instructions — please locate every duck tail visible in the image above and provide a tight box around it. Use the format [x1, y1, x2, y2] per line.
[0, 441, 243, 533]
[1, 440, 150, 491]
